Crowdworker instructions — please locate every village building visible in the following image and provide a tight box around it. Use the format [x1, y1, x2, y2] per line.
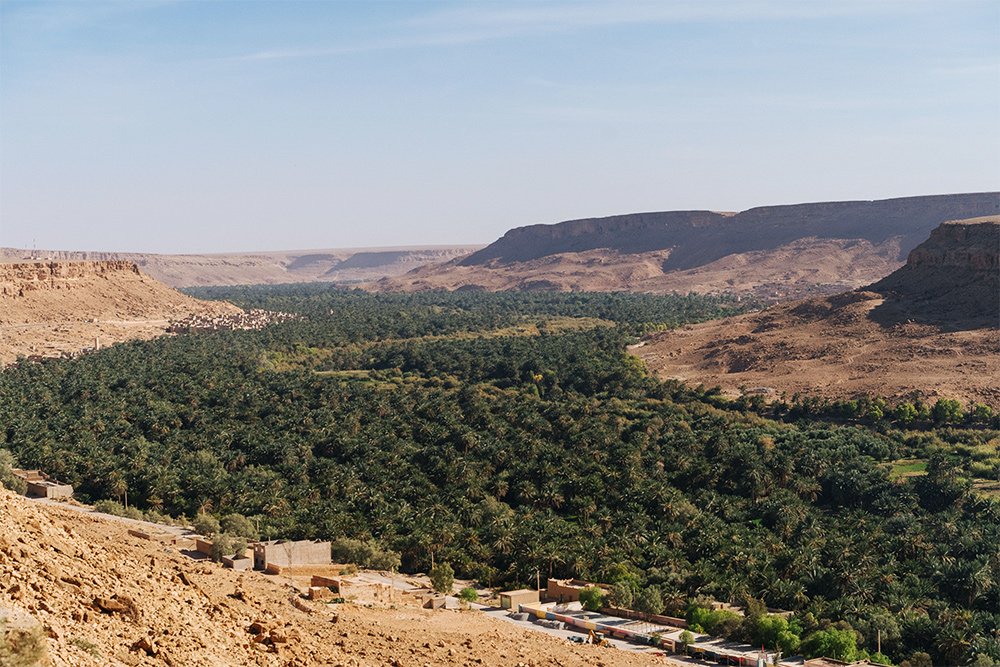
[310, 574, 397, 603]
[127, 529, 195, 550]
[499, 589, 540, 610]
[546, 578, 611, 603]
[11, 469, 73, 499]
[252, 539, 331, 572]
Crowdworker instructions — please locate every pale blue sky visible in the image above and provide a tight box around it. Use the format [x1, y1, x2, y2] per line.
[1, 1, 998, 254]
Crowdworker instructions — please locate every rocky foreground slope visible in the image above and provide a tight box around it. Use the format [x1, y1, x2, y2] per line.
[0, 486, 666, 667]
[0, 261, 239, 364]
[634, 216, 1000, 407]
[369, 192, 999, 297]
[0, 246, 483, 288]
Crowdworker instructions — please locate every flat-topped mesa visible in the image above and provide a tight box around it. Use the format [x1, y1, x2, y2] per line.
[458, 193, 1000, 269]
[0, 260, 142, 297]
[904, 216, 1000, 272]
[867, 216, 1000, 327]
[459, 211, 730, 265]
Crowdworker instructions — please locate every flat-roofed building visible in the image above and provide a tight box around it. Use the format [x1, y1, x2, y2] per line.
[252, 539, 331, 571]
[500, 589, 539, 610]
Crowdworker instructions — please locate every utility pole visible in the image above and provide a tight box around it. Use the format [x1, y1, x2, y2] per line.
[536, 569, 540, 593]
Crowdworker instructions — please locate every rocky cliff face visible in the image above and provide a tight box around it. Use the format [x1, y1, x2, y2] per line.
[371, 192, 999, 297]
[867, 216, 1000, 326]
[904, 217, 1000, 272]
[0, 261, 140, 297]
[0, 261, 240, 363]
[460, 192, 1000, 269]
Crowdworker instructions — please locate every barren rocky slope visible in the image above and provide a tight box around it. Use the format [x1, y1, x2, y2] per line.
[369, 192, 999, 297]
[0, 246, 483, 288]
[0, 261, 239, 364]
[634, 216, 1000, 407]
[0, 486, 668, 667]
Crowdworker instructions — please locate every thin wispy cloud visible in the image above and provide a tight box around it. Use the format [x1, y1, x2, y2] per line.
[410, 0, 923, 32]
[235, 0, 930, 63]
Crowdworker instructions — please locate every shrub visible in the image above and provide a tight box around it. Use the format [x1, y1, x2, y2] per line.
[220, 513, 258, 540]
[578, 586, 606, 612]
[429, 562, 455, 595]
[634, 585, 664, 618]
[210, 533, 247, 562]
[193, 512, 220, 536]
[93, 499, 125, 516]
[458, 587, 479, 608]
[330, 537, 401, 571]
[801, 628, 858, 662]
[121, 507, 145, 521]
[608, 581, 634, 609]
[0, 450, 27, 495]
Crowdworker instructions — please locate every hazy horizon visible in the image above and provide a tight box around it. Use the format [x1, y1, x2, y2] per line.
[2, 1, 998, 254]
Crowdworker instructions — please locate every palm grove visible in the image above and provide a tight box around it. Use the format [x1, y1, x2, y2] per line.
[1, 289, 998, 666]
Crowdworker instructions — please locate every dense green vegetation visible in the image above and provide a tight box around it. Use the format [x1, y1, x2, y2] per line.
[1, 289, 998, 665]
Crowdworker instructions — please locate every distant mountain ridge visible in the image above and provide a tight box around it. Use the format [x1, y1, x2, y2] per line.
[371, 192, 1000, 297]
[461, 192, 998, 267]
[0, 245, 483, 288]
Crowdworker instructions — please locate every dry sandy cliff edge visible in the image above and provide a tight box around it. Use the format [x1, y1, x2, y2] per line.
[0, 247, 484, 288]
[0, 486, 668, 667]
[0, 261, 240, 365]
[634, 216, 1000, 408]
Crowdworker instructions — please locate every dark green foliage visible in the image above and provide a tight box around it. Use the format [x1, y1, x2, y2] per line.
[429, 562, 455, 595]
[0, 288, 997, 664]
[578, 586, 605, 612]
[0, 449, 27, 495]
[193, 512, 221, 536]
[608, 581, 634, 609]
[634, 585, 664, 618]
[220, 513, 258, 540]
[330, 538, 401, 571]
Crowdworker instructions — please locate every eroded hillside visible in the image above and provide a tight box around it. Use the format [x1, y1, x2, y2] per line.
[0, 486, 667, 667]
[0, 261, 239, 364]
[635, 216, 1000, 407]
[369, 192, 999, 297]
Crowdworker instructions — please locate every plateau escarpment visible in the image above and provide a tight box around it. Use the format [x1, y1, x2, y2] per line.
[0, 245, 484, 288]
[371, 192, 1000, 297]
[0, 261, 239, 364]
[635, 216, 1000, 408]
[865, 216, 1000, 326]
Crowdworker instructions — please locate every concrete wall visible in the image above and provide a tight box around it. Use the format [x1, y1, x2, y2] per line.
[222, 555, 253, 570]
[500, 589, 539, 609]
[196, 538, 214, 556]
[25, 480, 73, 498]
[600, 607, 688, 628]
[547, 579, 609, 603]
[254, 540, 330, 569]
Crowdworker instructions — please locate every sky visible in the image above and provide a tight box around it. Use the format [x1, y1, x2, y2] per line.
[1, 1, 998, 254]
